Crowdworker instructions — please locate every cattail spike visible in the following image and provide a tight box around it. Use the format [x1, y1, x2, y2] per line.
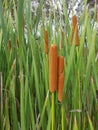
[58, 56, 64, 74]
[49, 44, 58, 92]
[71, 15, 79, 46]
[58, 74, 64, 102]
[57, 56, 65, 102]
[44, 30, 48, 54]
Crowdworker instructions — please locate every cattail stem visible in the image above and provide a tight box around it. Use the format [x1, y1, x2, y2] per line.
[61, 104, 65, 130]
[76, 47, 81, 130]
[46, 53, 50, 110]
[52, 92, 55, 130]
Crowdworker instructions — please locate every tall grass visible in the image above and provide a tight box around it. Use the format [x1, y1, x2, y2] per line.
[0, 0, 98, 129]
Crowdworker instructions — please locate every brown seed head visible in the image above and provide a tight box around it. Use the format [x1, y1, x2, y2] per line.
[71, 15, 79, 46]
[44, 30, 48, 54]
[58, 74, 64, 102]
[57, 56, 65, 102]
[49, 44, 58, 92]
[58, 56, 64, 74]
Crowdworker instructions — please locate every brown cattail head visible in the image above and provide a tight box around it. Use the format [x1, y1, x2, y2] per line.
[49, 44, 58, 92]
[58, 56, 65, 102]
[58, 74, 64, 102]
[71, 15, 79, 46]
[44, 30, 48, 54]
[58, 56, 64, 74]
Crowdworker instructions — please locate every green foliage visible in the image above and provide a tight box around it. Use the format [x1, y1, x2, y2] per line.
[0, 0, 98, 129]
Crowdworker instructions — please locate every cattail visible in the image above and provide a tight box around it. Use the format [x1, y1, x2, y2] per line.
[58, 56, 64, 102]
[49, 44, 58, 92]
[58, 74, 64, 102]
[44, 30, 48, 54]
[71, 15, 79, 46]
[58, 56, 64, 74]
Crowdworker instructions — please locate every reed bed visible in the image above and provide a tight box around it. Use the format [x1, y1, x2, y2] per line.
[0, 0, 98, 130]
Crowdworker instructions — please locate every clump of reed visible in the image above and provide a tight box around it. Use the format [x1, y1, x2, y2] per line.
[0, 0, 98, 130]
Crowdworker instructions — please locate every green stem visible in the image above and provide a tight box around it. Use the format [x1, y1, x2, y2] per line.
[61, 104, 65, 130]
[52, 92, 55, 130]
[76, 47, 81, 130]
